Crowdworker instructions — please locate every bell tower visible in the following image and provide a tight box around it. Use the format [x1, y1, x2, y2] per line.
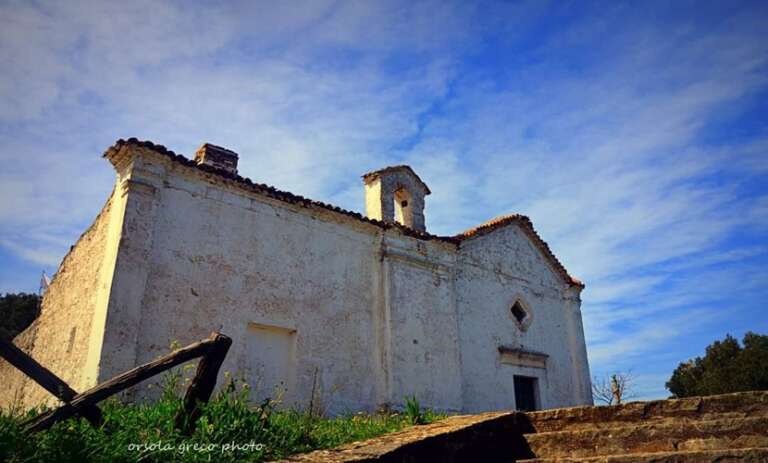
[362, 165, 430, 232]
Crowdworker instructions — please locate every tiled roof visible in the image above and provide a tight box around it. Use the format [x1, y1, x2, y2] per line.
[103, 138, 582, 288]
[361, 165, 431, 195]
[104, 139, 447, 243]
[456, 215, 584, 288]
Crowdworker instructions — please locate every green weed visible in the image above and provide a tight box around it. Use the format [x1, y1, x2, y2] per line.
[0, 374, 445, 462]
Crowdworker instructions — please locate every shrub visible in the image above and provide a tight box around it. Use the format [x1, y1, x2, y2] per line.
[666, 332, 768, 398]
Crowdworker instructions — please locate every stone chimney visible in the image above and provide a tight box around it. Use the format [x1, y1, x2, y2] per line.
[363, 165, 430, 232]
[195, 143, 239, 175]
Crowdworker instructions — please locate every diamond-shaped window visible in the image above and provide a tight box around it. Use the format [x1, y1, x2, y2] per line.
[510, 299, 532, 331]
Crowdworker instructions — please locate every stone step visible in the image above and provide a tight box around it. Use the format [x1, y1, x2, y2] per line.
[522, 416, 768, 459]
[523, 411, 765, 433]
[518, 447, 768, 462]
[524, 391, 768, 433]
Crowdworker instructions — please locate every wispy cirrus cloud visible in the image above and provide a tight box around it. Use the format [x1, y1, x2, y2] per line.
[389, 2, 768, 397]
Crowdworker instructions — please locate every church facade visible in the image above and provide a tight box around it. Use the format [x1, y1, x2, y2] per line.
[1, 138, 592, 414]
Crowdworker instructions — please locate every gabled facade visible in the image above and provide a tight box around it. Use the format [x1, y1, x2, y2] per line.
[1, 139, 592, 414]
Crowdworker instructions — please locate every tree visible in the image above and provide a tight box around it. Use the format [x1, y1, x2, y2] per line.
[666, 332, 768, 398]
[0, 292, 40, 340]
[592, 371, 636, 405]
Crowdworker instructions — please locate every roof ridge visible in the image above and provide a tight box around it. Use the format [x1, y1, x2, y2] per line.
[104, 138, 452, 243]
[103, 138, 582, 288]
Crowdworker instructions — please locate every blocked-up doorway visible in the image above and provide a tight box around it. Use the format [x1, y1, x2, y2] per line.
[514, 375, 539, 411]
[245, 322, 297, 404]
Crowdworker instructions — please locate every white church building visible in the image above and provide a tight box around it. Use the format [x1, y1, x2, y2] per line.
[1, 138, 592, 414]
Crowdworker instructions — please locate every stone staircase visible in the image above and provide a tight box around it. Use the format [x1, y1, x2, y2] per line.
[277, 391, 768, 462]
[515, 391, 768, 462]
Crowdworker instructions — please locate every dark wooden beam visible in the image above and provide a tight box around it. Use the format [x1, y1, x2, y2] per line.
[25, 332, 230, 433]
[0, 337, 102, 426]
[176, 332, 232, 432]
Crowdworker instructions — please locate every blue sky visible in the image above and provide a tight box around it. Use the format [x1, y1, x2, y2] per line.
[1, 0, 767, 400]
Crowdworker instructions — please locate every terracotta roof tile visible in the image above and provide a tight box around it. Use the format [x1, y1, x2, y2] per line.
[103, 138, 582, 288]
[104, 138, 450, 244]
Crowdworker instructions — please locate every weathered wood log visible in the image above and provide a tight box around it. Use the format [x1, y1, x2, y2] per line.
[176, 332, 232, 432]
[25, 332, 230, 433]
[0, 337, 102, 426]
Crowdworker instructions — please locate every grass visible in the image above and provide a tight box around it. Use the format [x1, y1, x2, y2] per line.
[0, 373, 444, 462]
[404, 395, 427, 425]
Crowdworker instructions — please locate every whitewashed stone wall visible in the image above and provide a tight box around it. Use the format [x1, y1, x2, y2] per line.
[1, 142, 592, 414]
[456, 226, 592, 412]
[0, 187, 127, 410]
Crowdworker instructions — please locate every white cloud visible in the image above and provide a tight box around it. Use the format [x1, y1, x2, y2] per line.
[0, 239, 63, 267]
[0, 0, 469, 278]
